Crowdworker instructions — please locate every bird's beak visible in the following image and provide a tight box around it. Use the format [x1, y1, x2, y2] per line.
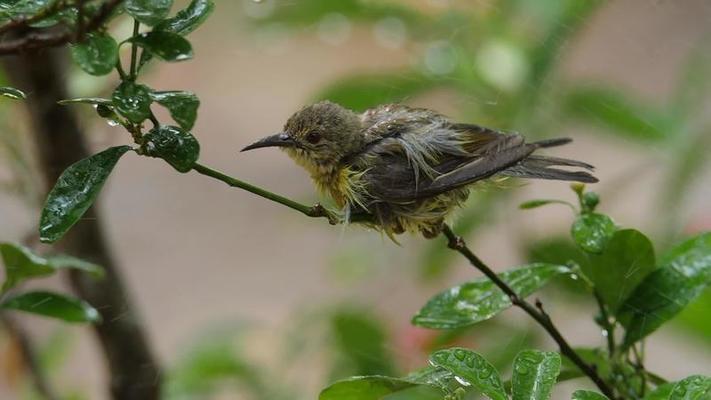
[241, 132, 296, 152]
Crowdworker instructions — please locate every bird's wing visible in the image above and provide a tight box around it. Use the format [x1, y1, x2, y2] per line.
[361, 124, 533, 202]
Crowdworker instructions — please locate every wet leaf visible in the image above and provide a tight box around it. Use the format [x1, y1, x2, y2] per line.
[669, 375, 711, 400]
[429, 348, 507, 400]
[0, 86, 26, 100]
[413, 263, 568, 329]
[644, 383, 675, 400]
[619, 232, 711, 348]
[39, 146, 132, 243]
[112, 81, 152, 123]
[565, 85, 670, 142]
[155, 0, 215, 35]
[125, 0, 173, 26]
[319, 376, 417, 400]
[571, 212, 616, 254]
[581, 229, 657, 313]
[144, 125, 199, 173]
[572, 390, 609, 400]
[512, 350, 561, 400]
[150, 91, 199, 130]
[58, 97, 113, 106]
[0, 291, 100, 323]
[70, 32, 119, 76]
[128, 31, 193, 62]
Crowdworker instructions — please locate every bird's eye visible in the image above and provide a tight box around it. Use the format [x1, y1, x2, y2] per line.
[306, 131, 321, 144]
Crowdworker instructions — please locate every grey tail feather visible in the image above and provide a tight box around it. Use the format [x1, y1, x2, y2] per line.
[533, 137, 573, 148]
[502, 154, 598, 183]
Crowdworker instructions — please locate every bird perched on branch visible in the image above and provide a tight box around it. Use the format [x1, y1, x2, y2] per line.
[242, 101, 597, 239]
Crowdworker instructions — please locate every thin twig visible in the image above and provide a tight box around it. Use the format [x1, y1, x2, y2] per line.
[440, 224, 616, 399]
[594, 291, 616, 356]
[0, 314, 59, 400]
[129, 19, 140, 79]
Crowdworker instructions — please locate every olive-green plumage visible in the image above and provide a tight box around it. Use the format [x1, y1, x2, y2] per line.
[243, 101, 597, 238]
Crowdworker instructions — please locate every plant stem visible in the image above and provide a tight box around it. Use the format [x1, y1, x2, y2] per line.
[594, 290, 616, 356]
[441, 224, 616, 399]
[129, 19, 140, 79]
[191, 163, 340, 223]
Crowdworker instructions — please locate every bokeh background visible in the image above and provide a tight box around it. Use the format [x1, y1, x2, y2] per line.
[1, 0, 710, 399]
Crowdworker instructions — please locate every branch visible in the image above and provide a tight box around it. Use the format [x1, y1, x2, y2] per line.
[0, 0, 123, 56]
[441, 224, 617, 400]
[0, 314, 59, 400]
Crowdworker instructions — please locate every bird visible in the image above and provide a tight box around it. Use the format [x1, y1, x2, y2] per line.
[242, 101, 597, 239]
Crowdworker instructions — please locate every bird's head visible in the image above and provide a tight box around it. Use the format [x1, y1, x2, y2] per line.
[242, 101, 364, 173]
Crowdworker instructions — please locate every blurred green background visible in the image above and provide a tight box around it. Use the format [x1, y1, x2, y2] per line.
[0, 0, 710, 399]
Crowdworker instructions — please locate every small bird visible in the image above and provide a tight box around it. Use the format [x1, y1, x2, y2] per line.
[242, 101, 597, 239]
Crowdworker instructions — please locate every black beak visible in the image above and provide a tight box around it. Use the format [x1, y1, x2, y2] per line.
[241, 132, 296, 152]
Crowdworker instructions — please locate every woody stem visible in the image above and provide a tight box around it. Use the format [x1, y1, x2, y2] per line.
[441, 224, 616, 399]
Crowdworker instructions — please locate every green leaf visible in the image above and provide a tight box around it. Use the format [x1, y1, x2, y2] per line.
[0, 243, 104, 292]
[0, 291, 100, 323]
[125, 0, 173, 26]
[112, 81, 152, 123]
[144, 125, 199, 173]
[429, 348, 507, 400]
[128, 31, 193, 62]
[0, 86, 26, 100]
[58, 97, 113, 106]
[644, 383, 675, 400]
[581, 229, 657, 313]
[150, 91, 199, 130]
[314, 71, 438, 112]
[571, 213, 616, 254]
[0, 243, 53, 291]
[565, 85, 671, 142]
[155, 0, 214, 35]
[519, 199, 573, 210]
[619, 232, 711, 347]
[70, 32, 119, 76]
[512, 350, 561, 400]
[413, 263, 568, 329]
[572, 390, 609, 400]
[319, 376, 417, 400]
[669, 375, 711, 400]
[39, 146, 132, 243]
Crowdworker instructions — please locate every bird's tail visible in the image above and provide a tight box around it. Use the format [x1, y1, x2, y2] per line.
[500, 138, 598, 183]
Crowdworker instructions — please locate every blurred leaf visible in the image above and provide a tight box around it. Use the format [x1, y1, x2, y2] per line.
[0, 86, 26, 100]
[413, 263, 568, 329]
[520, 199, 574, 210]
[511, 350, 561, 400]
[125, 0, 173, 26]
[128, 31, 193, 62]
[314, 71, 438, 112]
[155, 0, 214, 35]
[330, 308, 395, 377]
[58, 97, 113, 106]
[0, 291, 100, 323]
[676, 288, 711, 343]
[571, 212, 616, 254]
[525, 236, 587, 267]
[429, 348, 507, 400]
[319, 376, 417, 400]
[559, 348, 612, 382]
[581, 229, 656, 313]
[70, 32, 119, 76]
[39, 146, 132, 243]
[0, 243, 103, 291]
[144, 125, 199, 173]
[670, 40, 711, 122]
[644, 382, 675, 400]
[260, 0, 425, 28]
[669, 375, 711, 400]
[564, 85, 670, 142]
[572, 390, 609, 400]
[150, 91, 199, 130]
[112, 81, 153, 123]
[618, 232, 711, 348]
